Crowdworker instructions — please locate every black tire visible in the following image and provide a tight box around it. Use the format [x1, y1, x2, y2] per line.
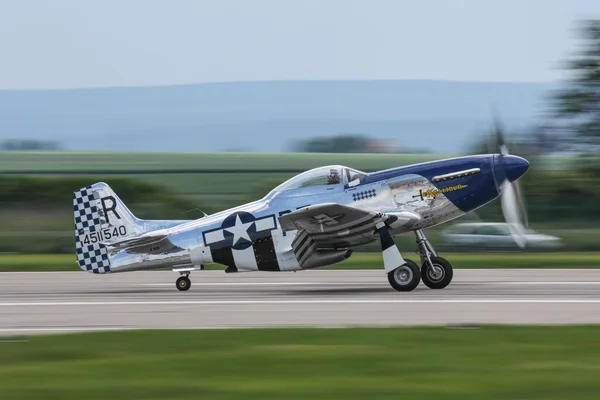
[176, 276, 191, 291]
[421, 256, 453, 289]
[387, 260, 421, 292]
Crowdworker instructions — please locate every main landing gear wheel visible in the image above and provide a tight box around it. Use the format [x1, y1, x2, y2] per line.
[176, 276, 191, 291]
[388, 260, 421, 292]
[421, 256, 453, 290]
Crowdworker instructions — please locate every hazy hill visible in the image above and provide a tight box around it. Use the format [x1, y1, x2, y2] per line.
[0, 80, 556, 153]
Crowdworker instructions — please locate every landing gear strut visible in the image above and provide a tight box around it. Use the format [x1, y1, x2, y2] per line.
[176, 274, 191, 291]
[377, 222, 421, 292]
[173, 265, 204, 292]
[414, 229, 453, 289]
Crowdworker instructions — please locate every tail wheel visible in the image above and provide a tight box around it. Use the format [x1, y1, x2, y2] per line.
[176, 276, 191, 292]
[421, 256, 453, 289]
[387, 260, 421, 292]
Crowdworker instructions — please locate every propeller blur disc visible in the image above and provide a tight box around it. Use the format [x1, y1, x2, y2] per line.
[500, 181, 528, 248]
[491, 110, 529, 248]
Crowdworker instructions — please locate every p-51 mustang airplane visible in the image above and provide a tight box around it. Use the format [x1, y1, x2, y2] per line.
[73, 143, 529, 292]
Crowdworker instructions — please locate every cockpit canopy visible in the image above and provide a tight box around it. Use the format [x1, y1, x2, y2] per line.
[272, 165, 367, 192]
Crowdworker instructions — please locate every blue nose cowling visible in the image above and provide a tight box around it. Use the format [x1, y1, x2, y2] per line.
[504, 155, 530, 182]
[493, 154, 530, 185]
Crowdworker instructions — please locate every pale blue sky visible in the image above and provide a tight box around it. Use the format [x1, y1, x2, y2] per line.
[0, 0, 598, 89]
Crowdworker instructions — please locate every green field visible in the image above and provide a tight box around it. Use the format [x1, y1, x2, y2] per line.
[1, 327, 600, 399]
[2, 252, 600, 272]
[0, 151, 447, 172]
[0, 151, 575, 172]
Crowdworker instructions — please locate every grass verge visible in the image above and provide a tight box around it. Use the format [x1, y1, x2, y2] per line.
[1, 327, 600, 399]
[1, 252, 600, 272]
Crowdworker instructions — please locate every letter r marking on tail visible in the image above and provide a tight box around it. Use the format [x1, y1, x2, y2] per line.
[101, 196, 120, 223]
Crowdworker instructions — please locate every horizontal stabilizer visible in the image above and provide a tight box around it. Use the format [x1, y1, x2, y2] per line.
[107, 234, 169, 250]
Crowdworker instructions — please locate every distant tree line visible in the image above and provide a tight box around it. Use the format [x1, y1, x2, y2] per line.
[294, 134, 425, 153]
[0, 139, 62, 151]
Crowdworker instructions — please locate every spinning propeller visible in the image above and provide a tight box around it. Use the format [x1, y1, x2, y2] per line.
[491, 115, 530, 248]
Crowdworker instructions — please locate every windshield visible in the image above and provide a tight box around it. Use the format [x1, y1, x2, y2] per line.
[272, 165, 366, 192]
[273, 166, 343, 192]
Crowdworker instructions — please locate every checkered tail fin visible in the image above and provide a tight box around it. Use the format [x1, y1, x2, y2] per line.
[73, 182, 144, 274]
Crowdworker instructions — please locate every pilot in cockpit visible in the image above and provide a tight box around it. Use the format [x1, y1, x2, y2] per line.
[327, 168, 341, 184]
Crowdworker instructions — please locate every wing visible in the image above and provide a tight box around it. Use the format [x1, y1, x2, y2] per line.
[278, 203, 419, 266]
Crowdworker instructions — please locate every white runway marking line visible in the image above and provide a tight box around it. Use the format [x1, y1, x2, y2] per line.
[138, 281, 600, 287]
[0, 325, 392, 334]
[493, 281, 600, 285]
[0, 327, 129, 333]
[141, 282, 332, 286]
[3, 299, 600, 307]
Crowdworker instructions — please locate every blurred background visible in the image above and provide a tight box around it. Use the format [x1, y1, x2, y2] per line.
[0, 0, 599, 258]
[4, 3, 600, 399]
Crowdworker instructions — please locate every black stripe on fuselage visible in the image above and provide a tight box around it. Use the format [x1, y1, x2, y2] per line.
[211, 246, 236, 270]
[252, 236, 280, 271]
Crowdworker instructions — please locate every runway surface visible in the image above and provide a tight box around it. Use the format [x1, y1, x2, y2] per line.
[2, 269, 600, 335]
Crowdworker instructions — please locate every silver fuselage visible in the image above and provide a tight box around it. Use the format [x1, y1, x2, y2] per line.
[108, 158, 490, 273]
